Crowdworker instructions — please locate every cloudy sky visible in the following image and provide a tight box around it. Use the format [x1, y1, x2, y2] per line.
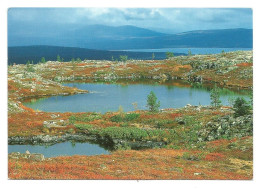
[8, 8, 252, 33]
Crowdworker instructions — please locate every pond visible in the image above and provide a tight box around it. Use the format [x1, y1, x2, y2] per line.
[8, 141, 110, 158]
[23, 80, 250, 113]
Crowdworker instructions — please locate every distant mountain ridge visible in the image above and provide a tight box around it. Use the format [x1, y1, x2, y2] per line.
[8, 24, 252, 50]
[73, 25, 167, 38]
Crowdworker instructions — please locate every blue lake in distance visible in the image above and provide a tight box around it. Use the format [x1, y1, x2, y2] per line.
[122, 48, 252, 55]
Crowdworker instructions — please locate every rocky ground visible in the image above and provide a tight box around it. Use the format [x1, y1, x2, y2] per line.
[8, 63, 88, 113]
[8, 50, 253, 179]
[9, 50, 253, 89]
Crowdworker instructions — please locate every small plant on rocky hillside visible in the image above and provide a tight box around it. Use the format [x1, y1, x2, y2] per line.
[210, 86, 222, 108]
[188, 49, 192, 56]
[119, 55, 128, 63]
[41, 57, 46, 63]
[166, 52, 174, 59]
[76, 58, 81, 62]
[25, 61, 35, 72]
[118, 105, 124, 114]
[146, 91, 160, 113]
[249, 92, 253, 109]
[132, 102, 138, 110]
[233, 97, 251, 117]
[57, 55, 61, 62]
[152, 53, 155, 60]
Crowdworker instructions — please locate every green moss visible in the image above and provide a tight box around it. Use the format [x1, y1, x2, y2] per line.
[110, 113, 140, 123]
[69, 113, 102, 124]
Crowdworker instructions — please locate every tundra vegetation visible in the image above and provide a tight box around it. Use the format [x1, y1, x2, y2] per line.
[8, 50, 253, 179]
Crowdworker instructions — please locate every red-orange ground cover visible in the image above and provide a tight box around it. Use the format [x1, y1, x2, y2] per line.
[8, 147, 252, 180]
[8, 112, 73, 137]
[236, 62, 253, 67]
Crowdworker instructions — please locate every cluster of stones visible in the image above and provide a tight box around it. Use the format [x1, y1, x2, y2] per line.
[8, 150, 45, 161]
[43, 119, 69, 128]
[198, 114, 253, 141]
[8, 100, 25, 113]
[8, 133, 98, 145]
[8, 62, 88, 113]
[175, 51, 253, 83]
[8, 64, 67, 101]
[172, 51, 252, 69]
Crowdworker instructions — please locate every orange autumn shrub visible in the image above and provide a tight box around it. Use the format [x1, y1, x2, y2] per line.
[77, 63, 87, 66]
[236, 62, 253, 67]
[207, 139, 230, 147]
[19, 104, 35, 113]
[170, 113, 182, 119]
[8, 148, 252, 180]
[8, 80, 18, 91]
[204, 153, 225, 161]
[8, 111, 72, 136]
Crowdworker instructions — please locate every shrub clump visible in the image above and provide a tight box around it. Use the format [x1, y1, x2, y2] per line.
[233, 97, 251, 117]
[69, 113, 102, 124]
[210, 86, 222, 107]
[146, 91, 160, 113]
[110, 113, 140, 123]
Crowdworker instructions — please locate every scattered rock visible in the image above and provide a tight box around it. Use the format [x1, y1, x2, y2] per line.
[8, 151, 44, 161]
[198, 114, 253, 141]
[43, 120, 69, 128]
[51, 114, 60, 118]
[30, 153, 45, 161]
[175, 117, 185, 125]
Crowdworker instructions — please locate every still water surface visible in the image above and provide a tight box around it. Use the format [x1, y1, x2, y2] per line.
[8, 142, 110, 158]
[24, 80, 250, 113]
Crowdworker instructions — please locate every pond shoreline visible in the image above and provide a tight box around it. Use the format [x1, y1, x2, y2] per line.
[8, 133, 167, 151]
[54, 74, 252, 90]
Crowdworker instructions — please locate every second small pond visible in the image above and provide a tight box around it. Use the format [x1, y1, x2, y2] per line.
[9, 141, 110, 158]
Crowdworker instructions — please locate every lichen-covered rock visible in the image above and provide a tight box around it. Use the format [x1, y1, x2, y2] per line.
[198, 114, 253, 141]
[8, 151, 45, 161]
[30, 153, 45, 161]
[43, 119, 69, 128]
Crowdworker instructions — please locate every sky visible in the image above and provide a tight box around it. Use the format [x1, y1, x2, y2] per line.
[8, 8, 252, 34]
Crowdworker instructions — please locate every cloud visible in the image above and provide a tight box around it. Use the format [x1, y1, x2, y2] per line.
[8, 8, 252, 34]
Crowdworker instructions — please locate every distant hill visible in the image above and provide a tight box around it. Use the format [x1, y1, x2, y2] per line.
[8, 46, 184, 64]
[159, 28, 253, 48]
[82, 28, 252, 50]
[8, 24, 252, 50]
[72, 25, 167, 38]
